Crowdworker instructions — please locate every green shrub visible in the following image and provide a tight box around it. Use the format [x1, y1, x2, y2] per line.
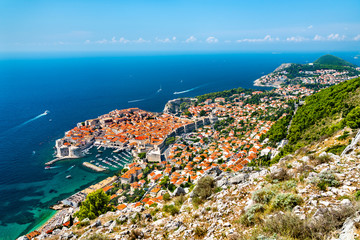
[314, 170, 340, 190]
[272, 193, 303, 210]
[76, 220, 90, 228]
[240, 203, 264, 226]
[325, 144, 346, 155]
[192, 176, 216, 200]
[86, 234, 109, 240]
[346, 106, 360, 129]
[162, 204, 179, 216]
[355, 190, 360, 200]
[263, 205, 357, 239]
[252, 188, 276, 204]
[191, 196, 204, 208]
[194, 226, 207, 237]
[163, 192, 171, 201]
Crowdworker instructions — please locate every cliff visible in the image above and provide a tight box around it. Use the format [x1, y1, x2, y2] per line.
[163, 98, 196, 115]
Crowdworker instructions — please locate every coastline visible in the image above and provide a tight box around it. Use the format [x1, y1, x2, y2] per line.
[253, 78, 281, 88]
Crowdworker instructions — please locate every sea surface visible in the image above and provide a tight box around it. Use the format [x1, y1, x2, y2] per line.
[0, 52, 359, 239]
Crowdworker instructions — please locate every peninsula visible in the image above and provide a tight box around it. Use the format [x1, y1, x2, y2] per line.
[254, 54, 360, 88]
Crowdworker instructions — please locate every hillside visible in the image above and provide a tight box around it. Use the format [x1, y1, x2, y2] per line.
[23, 127, 360, 240]
[285, 77, 360, 151]
[314, 54, 357, 68]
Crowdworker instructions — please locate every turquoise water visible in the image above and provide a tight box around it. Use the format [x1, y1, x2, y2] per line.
[0, 52, 359, 239]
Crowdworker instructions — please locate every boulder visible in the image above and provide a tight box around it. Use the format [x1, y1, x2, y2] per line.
[173, 187, 186, 196]
[270, 168, 289, 181]
[16, 236, 29, 240]
[229, 173, 248, 184]
[103, 220, 113, 227]
[335, 217, 355, 240]
[90, 219, 101, 228]
[205, 167, 222, 177]
[216, 177, 228, 187]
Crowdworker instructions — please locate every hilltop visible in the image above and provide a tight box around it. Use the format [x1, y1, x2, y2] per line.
[254, 54, 360, 88]
[314, 54, 357, 68]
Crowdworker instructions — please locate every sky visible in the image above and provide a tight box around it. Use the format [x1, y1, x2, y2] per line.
[0, 0, 360, 53]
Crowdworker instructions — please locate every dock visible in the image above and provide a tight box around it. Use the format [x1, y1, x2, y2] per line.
[82, 162, 106, 172]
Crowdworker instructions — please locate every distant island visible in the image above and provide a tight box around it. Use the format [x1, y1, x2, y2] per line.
[254, 54, 360, 89]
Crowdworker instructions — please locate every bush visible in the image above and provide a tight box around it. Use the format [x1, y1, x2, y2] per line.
[325, 144, 346, 155]
[314, 170, 340, 190]
[163, 192, 171, 201]
[191, 196, 204, 208]
[355, 190, 360, 200]
[86, 234, 109, 240]
[346, 106, 360, 129]
[272, 193, 303, 210]
[263, 205, 357, 239]
[240, 204, 264, 226]
[194, 226, 207, 237]
[74, 189, 112, 220]
[162, 204, 179, 216]
[76, 220, 90, 228]
[192, 176, 216, 200]
[252, 188, 276, 204]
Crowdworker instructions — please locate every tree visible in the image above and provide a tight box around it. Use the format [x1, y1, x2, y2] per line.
[192, 176, 216, 199]
[200, 110, 206, 116]
[159, 176, 170, 186]
[138, 152, 146, 159]
[346, 106, 360, 129]
[74, 189, 112, 220]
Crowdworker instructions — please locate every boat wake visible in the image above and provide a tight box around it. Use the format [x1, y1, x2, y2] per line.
[0, 110, 50, 136]
[66, 165, 75, 171]
[174, 85, 204, 95]
[128, 86, 162, 103]
[15, 110, 50, 129]
[128, 98, 146, 103]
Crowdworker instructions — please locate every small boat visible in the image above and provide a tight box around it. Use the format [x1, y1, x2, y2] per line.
[45, 166, 51, 170]
[66, 175, 72, 179]
[44, 110, 50, 115]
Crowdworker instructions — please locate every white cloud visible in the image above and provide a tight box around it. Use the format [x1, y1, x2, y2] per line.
[327, 33, 346, 41]
[185, 36, 197, 43]
[313, 34, 324, 41]
[155, 37, 176, 43]
[133, 38, 150, 43]
[111, 37, 117, 43]
[96, 39, 108, 44]
[286, 36, 308, 42]
[353, 34, 360, 41]
[307, 25, 313, 29]
[84, 40, 91, 44]
[237, 35, 279, 43]
[206, 36, 219, 43]
[119, 37, 130, 44]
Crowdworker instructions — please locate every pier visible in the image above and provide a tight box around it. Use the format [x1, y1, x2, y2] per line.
[82, 162, 106, 172]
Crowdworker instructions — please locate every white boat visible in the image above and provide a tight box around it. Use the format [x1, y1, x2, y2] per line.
[66, 175, 71, 179]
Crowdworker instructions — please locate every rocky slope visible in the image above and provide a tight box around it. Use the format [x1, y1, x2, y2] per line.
[22, 126, 360, 240]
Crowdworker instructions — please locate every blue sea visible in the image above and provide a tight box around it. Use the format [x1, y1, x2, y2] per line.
[0, 52, 359, 239]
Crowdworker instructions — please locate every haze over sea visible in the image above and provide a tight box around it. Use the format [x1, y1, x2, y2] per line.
[0, 52, 359, 239]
